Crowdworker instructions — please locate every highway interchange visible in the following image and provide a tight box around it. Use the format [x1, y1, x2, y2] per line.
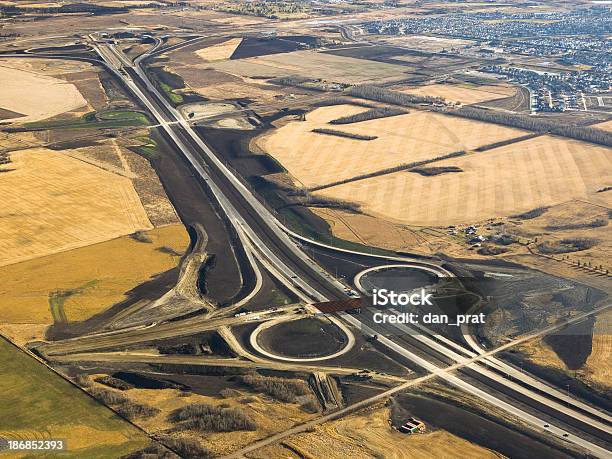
[4, 32, 611, 458]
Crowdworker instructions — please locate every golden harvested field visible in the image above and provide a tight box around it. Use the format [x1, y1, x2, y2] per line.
[250, 407, 499, 458]
[195, 37, 243, 61]
[518, 310, 611, 391]
[0, 148, 153, 267]
[0, 224, 188, 326]
[0, 61, 87, 123]
[595, 119, 612, 132]
[0, 57, 95, 76]
[255, 105, 525, 188]
[516, 339, 566, 373]
[317, 135, 612, 226]
[583, 310, 612, 389]
[311, 208, 425, 250]
[209, 50, 409, 84]
[402, 83, 516, 105]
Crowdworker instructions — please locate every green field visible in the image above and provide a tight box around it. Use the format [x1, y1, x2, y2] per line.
[160, 83, 184, 105]
[0, 337, 149, 458]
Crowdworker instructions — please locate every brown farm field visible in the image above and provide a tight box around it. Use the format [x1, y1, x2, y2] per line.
[195, 37, 243, 62]
[0, 148, 153, 267]
[0, 224, 188, 328]
[207, 50, 410, 85]
[254, 105, 525, 189]
[315, 135, 611, 226]
[401, 83, 516, 105]
[0, 60, 88, 123]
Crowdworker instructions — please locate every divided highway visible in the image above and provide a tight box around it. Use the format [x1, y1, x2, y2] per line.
[21, 37, 610, 458]
[97, 39, 611, 458]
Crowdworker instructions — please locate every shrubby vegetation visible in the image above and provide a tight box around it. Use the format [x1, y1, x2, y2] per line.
[94, 375, 134, 391]
[490, 233, 517, 245]
[410, 166, 462, 176]
[130, 230, 153, 243]
[511, 207, 549, 219]
[300, 195, 361, 211]
[477, 246, 509, 256]
[236, 373, 310, 403]
[312, 128, 377, 141]
[314, 98, 373, 108]
[74, 373, 92, 388]
[545, 218, 608, 230]
[347, 85, 444, 107]
[89, 387, 129, 405]
[159, 436, 213, 459]
[123, 436, 213, 459]
[538, 238, 598, 254]
[329, 107, 406, 125]
[89, 387, 159, 420]
[116, 402, 159, 421]
[299, 396, 320, 413]
[268, 76, 312, 89]
[169, 403, 256, 432]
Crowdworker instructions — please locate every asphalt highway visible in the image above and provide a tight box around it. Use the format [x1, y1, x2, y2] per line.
[98, 40, 612, 457]
[8, 37, 609, 458]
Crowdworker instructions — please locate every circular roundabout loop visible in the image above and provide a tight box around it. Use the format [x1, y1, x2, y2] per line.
[354, 263, 449, 295]
[250, 314, 355, 362]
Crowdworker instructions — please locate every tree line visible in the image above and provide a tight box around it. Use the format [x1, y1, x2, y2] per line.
[309, 150, 467, 192]
[347, 85, 445, 107]
[445, 107, 612, 147]
[329, 107, 406, 125]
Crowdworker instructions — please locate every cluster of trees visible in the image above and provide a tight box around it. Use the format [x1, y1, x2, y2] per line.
[474, 133, 541, 152]
[329, 107, 406, 125]
[448, 107, 612, 147]
[410, 166, 462, 176]
[310, 150, 466, 191]
[545, 218, 608, 231]
[269, 76, 311, 88]
[300, 194, 361, 211]
[537, 237, 598, 254]
[89, 387, 159, 421]
[312, 128, 377, 141]
[478, 245, 509, 256]
[347, 85, 444, 107]
[130, 230, 153, 243]
[0, 152, 12, 172]
[511, 206, 549, 219]
[169, 403, 256, 432]
[218, 1, 308, 18]
[94, 375, 133, 391]
[124, 436, 213, 459]
[236, 374, 310, 403]
[314, 97, 373, 108]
